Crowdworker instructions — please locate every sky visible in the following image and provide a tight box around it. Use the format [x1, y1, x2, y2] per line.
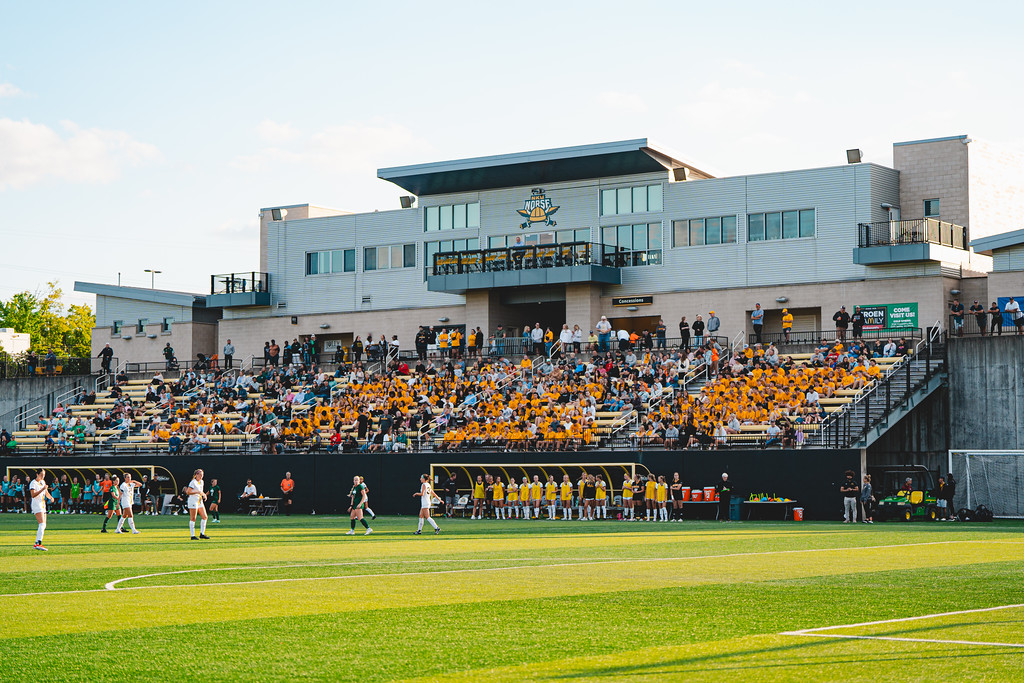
[2, 1, 1023, 307]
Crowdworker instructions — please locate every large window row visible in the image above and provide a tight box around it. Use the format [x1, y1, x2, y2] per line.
[600, 184, 663, 216]
[672, 215, 738, 247]
[748, 209, 815, 241]
[600, 223, 662, 267]
[305, 249, 356, 275]
[488, 229, 590, 249]
[365, 243, 416, 271]
[424, 202, 481, 232]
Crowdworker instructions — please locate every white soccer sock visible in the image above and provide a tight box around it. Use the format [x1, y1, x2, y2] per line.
[524, 507, 530, 519]
[428, 517, 439, 530]
[116, 516, 125, 532]
[366, 507, 375, 517]
[128, 517, 137, 532]
[417, 518, 424, 531]
[200, 518, 207, 534]
[189, 521, 196, 536]
[601, 506, 606, 519]
[36, 522, 45, 543]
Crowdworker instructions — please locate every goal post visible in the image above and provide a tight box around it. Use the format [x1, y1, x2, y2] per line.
[949, 450, 1024, 519]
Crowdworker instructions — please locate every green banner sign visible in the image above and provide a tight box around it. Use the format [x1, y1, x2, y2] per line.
[860, 302, 918, 330]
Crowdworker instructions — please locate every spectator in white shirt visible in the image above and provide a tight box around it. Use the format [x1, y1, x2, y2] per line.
[883, 340, 897, 357]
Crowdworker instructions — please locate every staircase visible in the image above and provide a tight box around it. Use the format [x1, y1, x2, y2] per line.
[814, 325, 947, 449]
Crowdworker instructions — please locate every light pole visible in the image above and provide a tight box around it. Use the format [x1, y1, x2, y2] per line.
[144, 269, 162, 289]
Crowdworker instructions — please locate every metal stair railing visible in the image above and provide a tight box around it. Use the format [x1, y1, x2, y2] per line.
[816, 320, 945, 448]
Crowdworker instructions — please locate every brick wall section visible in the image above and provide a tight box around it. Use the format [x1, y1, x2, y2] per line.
[893, 137, 970, 227]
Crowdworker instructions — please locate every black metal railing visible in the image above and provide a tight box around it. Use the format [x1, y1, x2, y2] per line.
[817, 336, 947, 449]
[211, 272, 270, 295]
[857, 218, 968, 249]
[0, 357, 95, 379]
[429, 241, 661, 276]
[948, 312, 1020, 337]
[748, 327, 923, 347]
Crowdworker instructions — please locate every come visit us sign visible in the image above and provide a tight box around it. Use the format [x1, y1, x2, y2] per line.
[859, 303, 918, 330]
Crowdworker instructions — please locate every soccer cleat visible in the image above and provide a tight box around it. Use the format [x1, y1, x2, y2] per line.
[370, 513, 376, 520]
[100, 528, 108, 533]
[191, 536, 198, 540]
[132, 530, 140, 534]
[364, 528, 373, 535]
[434, 527, 440, 535]
[33, 542, 47, 551]
[345, 530, 356, 535]
[115, 529, 123, 534]
[413, 530, 422, 535]
[199, 534, 210, 540]
[212, 519, 220, 523]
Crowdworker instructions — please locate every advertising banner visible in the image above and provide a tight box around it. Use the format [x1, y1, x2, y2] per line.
[859, 303, 918, 330]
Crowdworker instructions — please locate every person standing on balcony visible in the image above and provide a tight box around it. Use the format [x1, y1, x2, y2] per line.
[222, 339, 235, 369]
[98, 344, 114, 374]
[655, 318, 666, 349]
[949, 299, 965, 337]
[571, 324, 583, 353]
[988, 301, 1003, 336]
[781, 309, 793, 344]
[678, 316, 690, 349]
[692, 315, 705, 348]
[706, 311, 720, 340]
[969, 301, 987, 336]
[595, 316, 612, 353]
[832, 306, 850, 343]
[751, 304, 764, 344]
[1007, 297, 1024, 335]
[851, 306, 865, 340]
[531, 323, 544, 357]
[559, 324, 572, 359]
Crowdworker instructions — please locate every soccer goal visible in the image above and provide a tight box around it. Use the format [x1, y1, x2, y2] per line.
[949, 450, 1024, 519]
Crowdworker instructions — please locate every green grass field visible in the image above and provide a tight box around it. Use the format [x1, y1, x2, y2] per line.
[1, 513, 1022, 681]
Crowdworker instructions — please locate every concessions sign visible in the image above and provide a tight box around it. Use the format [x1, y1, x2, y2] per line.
[612, 296, 653, 307]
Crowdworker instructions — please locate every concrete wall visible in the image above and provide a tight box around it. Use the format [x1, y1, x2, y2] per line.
[867, 386, 949, 474]
[947, 336, 1024, 450]
[90, 321, 213, 366]
[0, 375, 93, 426]
[893, 136, 970, 228]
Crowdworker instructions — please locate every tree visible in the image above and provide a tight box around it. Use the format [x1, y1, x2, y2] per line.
[0, 282, 94, 357]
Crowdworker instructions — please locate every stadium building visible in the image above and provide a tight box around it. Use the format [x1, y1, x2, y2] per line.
[77, 134, 1024, 365]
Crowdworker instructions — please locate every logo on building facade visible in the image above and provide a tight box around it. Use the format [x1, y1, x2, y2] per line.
[517, 188, 559, 229]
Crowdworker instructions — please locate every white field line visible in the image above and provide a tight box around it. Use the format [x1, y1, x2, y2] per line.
[0, 539, 1018, 599]
[781, 603, 1024, 649]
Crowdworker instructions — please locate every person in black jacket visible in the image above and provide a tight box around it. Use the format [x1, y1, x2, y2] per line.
[716, 473, 732, 522]
[833, 307, 851, 342]
[943, 473, 957, 520]
[679, 316, 690, 349]
[851, 307, 865, 340]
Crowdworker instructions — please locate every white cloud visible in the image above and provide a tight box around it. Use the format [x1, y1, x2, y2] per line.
[0, 82, 23, 97]
[0, 118, 161, 190]
[598, 91, 648, 114]
[256, 119, 298, 143]
[231, 121, 431, 174]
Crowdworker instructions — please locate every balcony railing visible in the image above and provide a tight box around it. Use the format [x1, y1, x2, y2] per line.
[857, 219, 968, 250]
[210, 272, 270, 296]
[429, 241, 659, 276]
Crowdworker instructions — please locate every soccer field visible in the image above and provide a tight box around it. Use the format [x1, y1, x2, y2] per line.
[1, 515, 1022, 681]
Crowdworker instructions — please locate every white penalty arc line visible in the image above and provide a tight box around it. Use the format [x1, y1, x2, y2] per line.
[781, 603, 1024, 649]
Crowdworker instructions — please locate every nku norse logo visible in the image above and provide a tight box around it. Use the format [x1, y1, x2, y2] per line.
[516, 188, 559, 229]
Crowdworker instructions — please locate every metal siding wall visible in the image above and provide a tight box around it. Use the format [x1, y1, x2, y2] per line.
[992, 244, 1024, 272]
[95, 296, 193, 327]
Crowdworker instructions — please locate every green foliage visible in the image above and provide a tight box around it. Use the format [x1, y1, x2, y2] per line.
[0, 281, 94, 357]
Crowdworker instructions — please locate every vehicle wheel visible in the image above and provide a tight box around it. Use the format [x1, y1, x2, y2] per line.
[904, 508, 912, 522]
[927, 507, 937, 521]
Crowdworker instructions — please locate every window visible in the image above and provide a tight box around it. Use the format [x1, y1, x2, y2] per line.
[425, 238, 479, 277]
[924, 199, 940, 218]
[747, 209, 815, 242]
[161, 317, 174, 333]
[331, 249, 356, 273]
[403, 243, 416, 268]
[672, 215, 738, 247]
[424, 202, 480, 231]
[307, 249, 354, 275]
[600, 223, 662, 267]
[601, 184, 664, 216]
[112, 320, 123, 335]
[137, 318, 148, 334]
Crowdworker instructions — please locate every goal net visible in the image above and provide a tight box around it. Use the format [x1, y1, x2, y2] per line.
[949, 450, 1024, 519]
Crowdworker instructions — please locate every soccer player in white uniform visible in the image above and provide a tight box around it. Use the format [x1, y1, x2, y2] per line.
[115, 472, 143, 534]
[413, 474, 440, 535]
[185, 468, 210, 540]
[29, 469, 55, 550]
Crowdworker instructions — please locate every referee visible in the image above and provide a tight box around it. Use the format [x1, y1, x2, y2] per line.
[280, 472, 295, 516]
[716, 473, 733, 522]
